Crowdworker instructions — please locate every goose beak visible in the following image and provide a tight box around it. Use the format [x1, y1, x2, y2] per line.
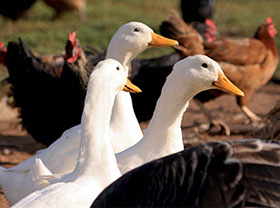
[212, 72, 244, 96]
[123, 78, 142, 93]
[149, 32, 179, 47]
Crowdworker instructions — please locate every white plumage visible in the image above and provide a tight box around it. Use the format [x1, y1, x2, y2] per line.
[116, 55, 244, 174]
[12, 59, 134, 208]
[0, 22, 178, 205]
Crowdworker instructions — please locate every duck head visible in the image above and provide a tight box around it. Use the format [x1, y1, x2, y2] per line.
[91, 59, 141, 94]
[170, 55, 244, 97]
[106, 22, 178, 75]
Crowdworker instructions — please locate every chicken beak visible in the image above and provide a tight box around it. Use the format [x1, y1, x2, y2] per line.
[212, 72, 244, 96]
[123, 78, 142, 93]
[148, 32, 179, 47]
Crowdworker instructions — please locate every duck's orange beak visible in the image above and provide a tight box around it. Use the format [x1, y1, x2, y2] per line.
[123, 78, 142, 93]
[212, 72, 244, 96]
[148, 32, 179, 47]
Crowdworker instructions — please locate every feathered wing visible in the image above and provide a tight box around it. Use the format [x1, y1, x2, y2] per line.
[160, 10, 204, 57]
[92, 139, 280, 207]
[204, 38, 267, 65]
[6, 38, 92, 146]
[6, 39, 64, 145]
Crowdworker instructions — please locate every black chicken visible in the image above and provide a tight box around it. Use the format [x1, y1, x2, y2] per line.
[181, 0, 217, 42]
[5, 32, 91, 146]
[58, 32, 92, 140]
[181, 0, 215, 23]
[0, 0, 37, 21]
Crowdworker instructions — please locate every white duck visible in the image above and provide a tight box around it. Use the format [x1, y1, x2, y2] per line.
[106, 22, 178, 152]
[36, 55, 244, 177]
[31, 55, 244, 202]
[116, 55, 244, 174]
[0, 22, 177, 205]
[12, 59, 140, 208]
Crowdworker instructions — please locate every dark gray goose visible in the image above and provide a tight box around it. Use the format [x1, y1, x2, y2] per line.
[91, 139, 280, 207]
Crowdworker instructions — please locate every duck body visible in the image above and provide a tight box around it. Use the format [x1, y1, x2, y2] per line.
[12, 59, 129, 208]
[13, 178, 108, 208]
[13, 180, 96, 208]
[0, 161, 50, 205]
[92, 139, 280, 207]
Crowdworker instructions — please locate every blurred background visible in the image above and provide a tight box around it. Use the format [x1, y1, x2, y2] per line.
[0, 0, 280, 85]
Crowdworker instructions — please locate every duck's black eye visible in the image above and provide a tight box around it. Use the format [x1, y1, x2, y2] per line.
[202, 63, 208, 68]
[134, 28, 140, 32]
[116, 66, 120, 71]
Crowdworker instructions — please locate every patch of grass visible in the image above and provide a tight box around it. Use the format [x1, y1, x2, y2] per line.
[0, 0, 280, 79]
[0, 0, 179, 86]
[0, 0, 179, 55]
[215, 0, 280, 36]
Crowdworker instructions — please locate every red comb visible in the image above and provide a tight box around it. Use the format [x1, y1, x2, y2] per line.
[0, 42, 7, 53]
[205, 19, 216, 30]
[68, 31, 76, 45]
[266, 17, 273, 24]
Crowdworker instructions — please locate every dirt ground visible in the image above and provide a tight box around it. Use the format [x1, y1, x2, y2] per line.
[0, 82, 279, 207]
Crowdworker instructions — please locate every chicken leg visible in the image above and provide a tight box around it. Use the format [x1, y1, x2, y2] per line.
[194, 99, 231, 136]
[241, 105, 261, 123]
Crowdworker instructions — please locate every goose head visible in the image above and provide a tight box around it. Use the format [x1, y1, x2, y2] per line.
[91, 59, 141, 94]
[171, 55, 244, 96]
[106, 22, 178, 74]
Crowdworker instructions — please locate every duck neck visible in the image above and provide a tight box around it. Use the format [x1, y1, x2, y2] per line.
[109, 91, 143, 152]
[73, 76, 118, 176]
[105, 48, 143, 152]
[106, 47, 135, 76]
[142, 76, 199, 152]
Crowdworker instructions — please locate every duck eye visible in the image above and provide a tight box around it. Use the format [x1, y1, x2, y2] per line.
[116, 66, 120, 71]
[133, 28, 140, 32]
[202, 63, 208, 68]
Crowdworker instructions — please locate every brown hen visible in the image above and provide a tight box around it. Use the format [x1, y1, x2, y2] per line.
[204, 17, 279, 122]
[161, 12, 279, 126]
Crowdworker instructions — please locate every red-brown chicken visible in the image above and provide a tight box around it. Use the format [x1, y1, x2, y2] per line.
[160, 10, 205, 56]
[160, 12, 279, 127]
[204, 17, 279, 122]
